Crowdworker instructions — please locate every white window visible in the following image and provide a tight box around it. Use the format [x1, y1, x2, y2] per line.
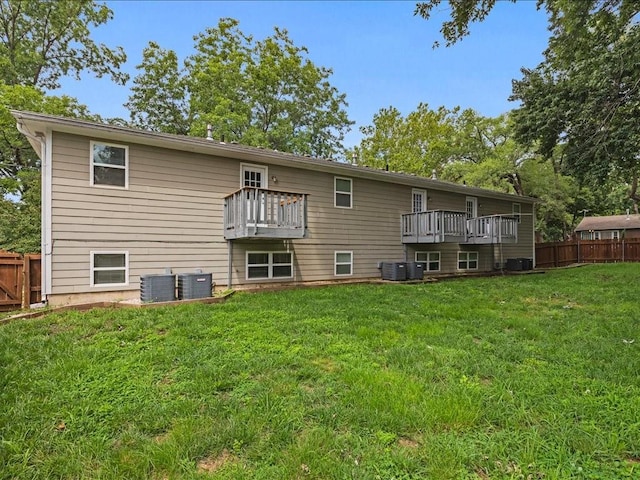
[90, 252, 128, 286]
[594, 231, 601, 240]
[458, 251, 478, 270]
[247, 252, 292, 280]
[335, 251, 353, 276]
[412, 189, 427, 213]
[91, 141, 128, 188]
[512, 203, 521, 223]
[612, 230, 620, 240]
[416, 251, 440, 272]
[465, 196, 478, 219]
[335, 177, 352, 208]
[241, 163, 268, 188]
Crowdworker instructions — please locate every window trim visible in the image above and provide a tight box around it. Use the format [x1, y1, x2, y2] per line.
[415, 251, 440, 272]
[612, 230, 620, 240]
[512, 202, 521, 224]
[334, 251, 353, 276]
[240, 163, 268, 189]
[457, 251, 479, 271]
[334, 177, 352, 209]
[90, 251, 129, 287]
[246, 251, 293, 280]
[90, 141, 129, 189]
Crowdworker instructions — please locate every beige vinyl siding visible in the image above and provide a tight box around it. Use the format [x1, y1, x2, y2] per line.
[48, 130, 536, 303]
[50, 132, 237, 296]
[229, 171, 408, 284]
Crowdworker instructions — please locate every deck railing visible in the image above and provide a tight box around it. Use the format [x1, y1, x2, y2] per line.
[401, 211, 518, 244]
[466, 215, 518, 244]
[401, 210, 467, 243]
[224, 187, 307, 239]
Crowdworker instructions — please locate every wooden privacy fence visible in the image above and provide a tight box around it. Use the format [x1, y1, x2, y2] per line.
[535, 239, 640, 268]
[0, 251, 41, 311]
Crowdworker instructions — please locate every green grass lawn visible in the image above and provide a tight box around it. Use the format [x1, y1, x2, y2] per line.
[1, 264, 639, 479]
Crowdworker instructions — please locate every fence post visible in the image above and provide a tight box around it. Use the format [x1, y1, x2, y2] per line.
[22, 254, 30, 309]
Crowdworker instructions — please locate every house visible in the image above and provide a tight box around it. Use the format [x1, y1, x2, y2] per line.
[12, 110, 536, 306]
[575, 214, 640, 240]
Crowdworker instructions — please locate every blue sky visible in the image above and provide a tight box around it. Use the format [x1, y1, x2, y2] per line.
[57, 0, 550, 148]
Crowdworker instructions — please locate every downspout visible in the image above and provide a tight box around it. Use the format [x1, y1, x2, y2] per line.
[532, 203, 536, 268]
[15, 120, 52, 304]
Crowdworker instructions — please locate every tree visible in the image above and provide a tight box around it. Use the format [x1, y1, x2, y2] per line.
[0, 169, 40, 253]
[354, 103, 457, 175]
[0, 0, 127, 88]
[127, 18, 353, 159]
[126, 42, 191, 135]
[0, 0, 126, 252]
[416, 0, 640, 212]
[0, 84, 94, 192]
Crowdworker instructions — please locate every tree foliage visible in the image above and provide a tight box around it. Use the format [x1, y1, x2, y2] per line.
[0, 0, 126, 253]
[416, 0, 640, 213]
[0, 168, 40, 253]
[355, 104, 585, 241]
[355, 103, 456, 175]
[0, 0, 127, 89]
[127, 18, 353, 159]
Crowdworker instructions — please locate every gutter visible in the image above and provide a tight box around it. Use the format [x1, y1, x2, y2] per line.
[15, 118, 52, 303]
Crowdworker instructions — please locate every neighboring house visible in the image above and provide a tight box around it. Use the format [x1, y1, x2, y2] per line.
[12, 110, 536, 306]
[575, 214, 640, 240]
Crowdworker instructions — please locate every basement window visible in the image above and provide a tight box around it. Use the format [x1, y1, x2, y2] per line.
[91, 252, 128, 286]
[457, 251, 478, 271]
[335, 251, 353, 276]
[416, 251, 440, 272]
[247, 252, 293, 280]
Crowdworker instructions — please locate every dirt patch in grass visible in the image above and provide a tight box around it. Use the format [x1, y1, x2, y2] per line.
[197, 449, 235, 473]
[398, 437, 419, 449]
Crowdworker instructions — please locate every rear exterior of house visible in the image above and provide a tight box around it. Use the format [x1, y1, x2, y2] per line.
[13, 111, 536, 306]
[575, 215, 640, 240]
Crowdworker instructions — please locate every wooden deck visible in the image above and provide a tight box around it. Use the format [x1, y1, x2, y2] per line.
[401, 211, 518, 244]
[224, 187, 308, 240]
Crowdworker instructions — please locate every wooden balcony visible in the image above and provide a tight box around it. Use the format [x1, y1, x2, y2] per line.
[402, 211, 518, 244]
[224, 187, 308, 240]
[466, 215, 518, 244]
[401, 210, 467, 243]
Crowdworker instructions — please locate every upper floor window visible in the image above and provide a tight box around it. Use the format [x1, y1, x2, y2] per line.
[91, 141, 128, 188]
[512, 203, 521, 223]
[335, 177, 352, 208]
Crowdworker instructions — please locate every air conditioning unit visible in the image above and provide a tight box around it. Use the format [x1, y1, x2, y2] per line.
[406, 262, 424, 280]
[506, 258, 524, 271]
[140, 274, 176, 303]
[177, 273, 213, 300]
[381, 262, 407, 281]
